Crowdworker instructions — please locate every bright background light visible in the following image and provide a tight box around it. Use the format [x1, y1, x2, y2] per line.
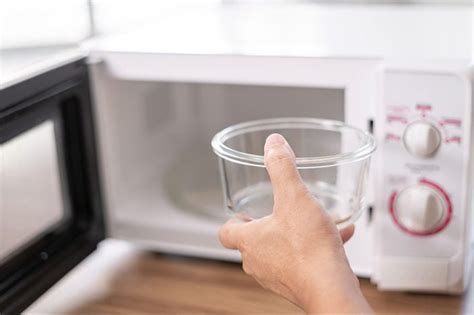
[0, 0, 90, 49]
[0, 0, 221, 49]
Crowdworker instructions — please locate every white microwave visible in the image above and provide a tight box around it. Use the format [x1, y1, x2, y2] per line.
[1, 4, 473, 313]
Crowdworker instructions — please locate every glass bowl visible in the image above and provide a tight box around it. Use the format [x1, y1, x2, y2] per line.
[211, 117, 376, 229]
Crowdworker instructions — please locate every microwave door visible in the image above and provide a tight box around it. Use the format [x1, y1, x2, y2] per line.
[0, 59, 105, 314]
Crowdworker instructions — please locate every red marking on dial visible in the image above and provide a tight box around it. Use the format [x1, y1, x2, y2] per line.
[389, 179, 452, 237]
[385, 133, 401, 141]
[440, 118, 462, 127]
[387, 115, 408, 124]
[389, 105, 410, 113]
[445, 136, 461, 144]
[416, 104, 432, 112]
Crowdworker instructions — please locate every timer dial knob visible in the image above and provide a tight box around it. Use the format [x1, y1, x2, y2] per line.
[393, 184, 447, 234]
[403, 121, 441, 158]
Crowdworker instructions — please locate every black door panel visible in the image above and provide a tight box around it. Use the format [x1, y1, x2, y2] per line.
[0, 58, 105, 314]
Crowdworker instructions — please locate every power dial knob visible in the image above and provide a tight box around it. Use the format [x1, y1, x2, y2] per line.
[403, 121, 441, 158]
[390, 180, 452, 236]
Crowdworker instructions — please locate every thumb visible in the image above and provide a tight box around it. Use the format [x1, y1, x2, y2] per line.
[264, 134, 307, 205]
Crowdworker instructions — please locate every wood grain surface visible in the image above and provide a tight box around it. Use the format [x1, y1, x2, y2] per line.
[27, 240, 473, 314]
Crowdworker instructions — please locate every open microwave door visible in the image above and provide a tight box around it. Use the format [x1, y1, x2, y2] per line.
[0, 58, 105, 314]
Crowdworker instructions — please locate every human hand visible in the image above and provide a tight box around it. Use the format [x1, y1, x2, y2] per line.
[219, 134, 372, 314]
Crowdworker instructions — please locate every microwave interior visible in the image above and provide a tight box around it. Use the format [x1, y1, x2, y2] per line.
[91, 63, 346, 245]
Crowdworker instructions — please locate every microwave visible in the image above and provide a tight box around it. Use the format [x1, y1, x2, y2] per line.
[1, 3, 473, 313]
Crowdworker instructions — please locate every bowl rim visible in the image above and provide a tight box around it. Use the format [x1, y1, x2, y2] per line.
[211, 117, 376, 168]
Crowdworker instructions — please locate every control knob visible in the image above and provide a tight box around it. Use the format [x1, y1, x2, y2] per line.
[390, 181, 451, 235]
[403, 121, 441, 158]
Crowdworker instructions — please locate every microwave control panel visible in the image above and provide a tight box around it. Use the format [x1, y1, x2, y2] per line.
[377, 70, 470, 262]
[375, 68, 472, 292]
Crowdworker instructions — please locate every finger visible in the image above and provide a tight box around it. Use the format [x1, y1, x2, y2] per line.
[339, 224, 355, 244]
[264, 134, 306, 204]
[218, 219, 246, 250]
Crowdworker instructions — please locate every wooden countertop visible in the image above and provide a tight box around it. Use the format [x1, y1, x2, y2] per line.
[27, 240, 473, 314]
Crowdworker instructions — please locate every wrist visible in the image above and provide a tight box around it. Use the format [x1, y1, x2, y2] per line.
[305, 281, 372, 314]
[290, 261, 371, 313]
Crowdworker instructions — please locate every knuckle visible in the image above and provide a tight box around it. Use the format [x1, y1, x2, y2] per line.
[292, 184, 311, 199]
[275, 183, 309, 206]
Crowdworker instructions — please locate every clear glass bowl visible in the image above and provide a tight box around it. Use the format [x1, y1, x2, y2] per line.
[211, 117, 376, 229]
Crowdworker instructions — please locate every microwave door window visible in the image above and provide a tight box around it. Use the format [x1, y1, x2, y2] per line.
[0, 120, 70, 263]
[0, 59, 105, 313]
